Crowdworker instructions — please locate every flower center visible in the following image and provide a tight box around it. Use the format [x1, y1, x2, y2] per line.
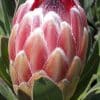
[41, 0, 67, 20]
[31, 0, 76, 21]
[61, 0, 75, 9]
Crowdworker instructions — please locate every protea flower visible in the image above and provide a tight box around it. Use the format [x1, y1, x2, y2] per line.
[8, 0, 88, 99]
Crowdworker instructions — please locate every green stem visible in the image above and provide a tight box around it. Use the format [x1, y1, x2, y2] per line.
[78, 74, 97, 100]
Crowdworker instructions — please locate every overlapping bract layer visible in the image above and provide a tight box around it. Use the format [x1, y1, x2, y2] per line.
[9, 0, 88, 99]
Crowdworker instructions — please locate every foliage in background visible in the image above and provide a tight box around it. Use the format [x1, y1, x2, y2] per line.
[0, 0, 100, 100]
[72, 0, 100, 99]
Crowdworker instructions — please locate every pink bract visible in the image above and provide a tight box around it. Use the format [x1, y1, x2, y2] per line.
[9, 0, 88, 99]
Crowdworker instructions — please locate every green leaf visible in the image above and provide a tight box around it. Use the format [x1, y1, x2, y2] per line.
[95, 0, 100, 24]
[0, 36, 11, 86]
[4, 0, 15, 17]
[71, 40, 100, 99]
[0, 0, 15, 17]
[79, 81, 100, 100]
[33, 77, 63, 100]
[0, 20, 6, 34]
[98, 31, 100, 56]
[0, 36, 9, 67]
[97, 31, 100, 82]
[19, 0, 26, 5]
[1, 0, 11, 35]
[0, 57, 11, 87]
[78, 75, 97, 100]
[0, 78, 17, 100]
